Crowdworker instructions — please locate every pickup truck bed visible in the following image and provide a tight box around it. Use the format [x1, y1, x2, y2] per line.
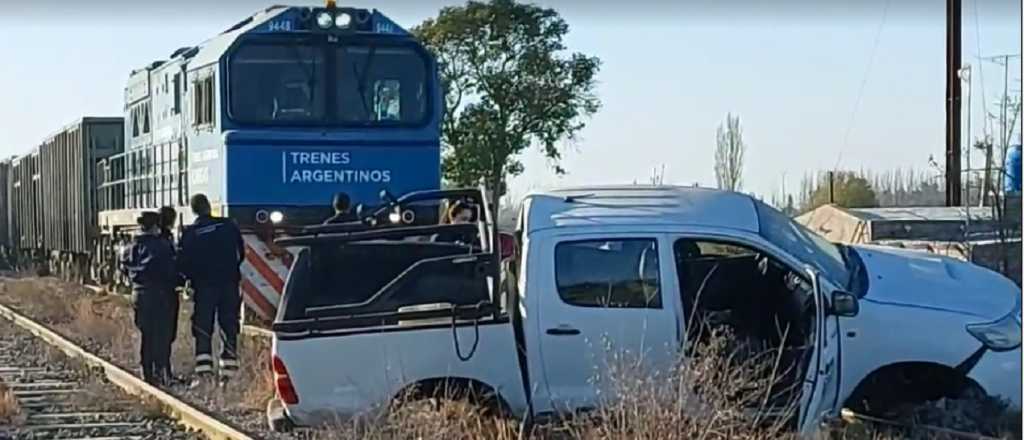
[274, 314, 526, 425]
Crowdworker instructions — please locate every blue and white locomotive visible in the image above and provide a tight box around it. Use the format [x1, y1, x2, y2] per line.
[4, 4, 443, 321]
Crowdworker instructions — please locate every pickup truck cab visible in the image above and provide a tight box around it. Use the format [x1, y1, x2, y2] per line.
[268, 185, 1021, 434]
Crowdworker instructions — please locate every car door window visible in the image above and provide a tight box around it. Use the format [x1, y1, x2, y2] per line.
[673, 237, 819, 420]
[555, 238, 662, 309]
[537, 236, 676, 414]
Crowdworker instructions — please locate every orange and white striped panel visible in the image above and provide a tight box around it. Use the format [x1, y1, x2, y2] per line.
[239, 234, 298, 321]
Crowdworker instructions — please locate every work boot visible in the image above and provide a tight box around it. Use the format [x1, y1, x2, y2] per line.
[218, 357, 239, 387]
[141, 366, 161, 387]
[189, 372, 215, 390]
[159, 367, 181, 387]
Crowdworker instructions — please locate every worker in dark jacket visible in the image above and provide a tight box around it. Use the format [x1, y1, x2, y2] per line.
[158, 206, 182, 383]
[120, 211, 177, 386]
[177, 194, 245, 385]
[323, 192, 357, 224]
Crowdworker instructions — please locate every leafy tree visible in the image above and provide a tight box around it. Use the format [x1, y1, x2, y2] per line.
[801, 171, 878, 212]
[414, 0, 601, 201]
[714, 113, 745, 191]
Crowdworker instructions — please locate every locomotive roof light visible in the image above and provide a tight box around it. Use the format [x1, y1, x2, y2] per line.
[315, 11, 334, 29]
[335, 12, 352, 29]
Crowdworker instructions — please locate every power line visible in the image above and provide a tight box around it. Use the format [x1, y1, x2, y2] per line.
[835, 0, 892, 171]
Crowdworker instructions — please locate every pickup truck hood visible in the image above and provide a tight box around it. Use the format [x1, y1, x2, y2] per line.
[853, 244, 1018, 321]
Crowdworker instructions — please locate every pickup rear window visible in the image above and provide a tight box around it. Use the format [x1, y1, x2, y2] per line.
[279, 240, 493, 322]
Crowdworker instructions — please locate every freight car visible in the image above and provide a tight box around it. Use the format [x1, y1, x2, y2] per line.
[2, 118, 124, 277]
[0, 159, 9, 268]
[1, 3, 443, 322]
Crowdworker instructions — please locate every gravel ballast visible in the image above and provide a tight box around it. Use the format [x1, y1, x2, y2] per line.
[0, 317, 205, 440]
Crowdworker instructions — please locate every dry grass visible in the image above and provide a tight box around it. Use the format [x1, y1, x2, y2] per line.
[237, 334, 275, 411]
[306, 327, 802, 440]
[306, 326, 1021, 440]
[311, 396, 522, 440]
[138, 395, 170, 420]
[5, 278, 73, 324]
[559, 328, 801, 440]
[1, 277, 1020, 440]
[0, 382, 22, 426]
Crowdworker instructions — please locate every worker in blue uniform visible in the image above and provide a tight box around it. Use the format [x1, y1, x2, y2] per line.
[177, 194, 245, 386]
[120, 211, 177, 386]
[1005, 138, 1021, 195]
[158, 206, 182, 384]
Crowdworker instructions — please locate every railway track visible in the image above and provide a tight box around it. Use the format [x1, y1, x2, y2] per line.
[0, 297, 257, 440]
[0, 318, 202, 439]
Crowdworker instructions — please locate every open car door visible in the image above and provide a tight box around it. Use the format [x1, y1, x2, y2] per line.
[797, 268, 843, 434]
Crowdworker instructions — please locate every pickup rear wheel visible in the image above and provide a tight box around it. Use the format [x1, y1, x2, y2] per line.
[391, 378, 512, 420]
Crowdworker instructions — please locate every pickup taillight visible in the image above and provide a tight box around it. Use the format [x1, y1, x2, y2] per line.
[272, 355, 299, 405]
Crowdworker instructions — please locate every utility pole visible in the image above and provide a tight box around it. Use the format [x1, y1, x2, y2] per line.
[960, 64, 972, 225]
[945, 0, 963, 207]
[828, 171, 836, 204]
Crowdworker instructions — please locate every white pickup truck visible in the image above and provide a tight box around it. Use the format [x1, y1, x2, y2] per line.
[267, 185, 1021, 435]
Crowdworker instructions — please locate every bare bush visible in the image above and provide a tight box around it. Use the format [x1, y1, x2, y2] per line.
[555, 328, 800, 440]
[237, 335, 274, 411]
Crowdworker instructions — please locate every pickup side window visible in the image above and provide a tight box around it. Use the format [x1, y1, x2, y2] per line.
[554, 238, 662, 309]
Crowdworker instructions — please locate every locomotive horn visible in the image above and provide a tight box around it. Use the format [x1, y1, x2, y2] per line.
[355, 9, 371, 24]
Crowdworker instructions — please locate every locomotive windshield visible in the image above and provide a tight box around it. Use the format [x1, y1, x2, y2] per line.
[228, 41, 429, 126]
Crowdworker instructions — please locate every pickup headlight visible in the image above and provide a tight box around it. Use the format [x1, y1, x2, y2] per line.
[966, 310, 1022, 352]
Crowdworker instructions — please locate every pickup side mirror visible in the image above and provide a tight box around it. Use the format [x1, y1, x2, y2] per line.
[499, 233, 516, 260]
[830, 290, 860, 317]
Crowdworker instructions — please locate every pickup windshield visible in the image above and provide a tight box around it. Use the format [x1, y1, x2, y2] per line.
[228, 42, 428, 125]
[754, 200, 851, 290]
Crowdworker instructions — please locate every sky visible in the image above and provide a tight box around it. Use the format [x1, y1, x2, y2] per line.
[0, 0, 1020, 202]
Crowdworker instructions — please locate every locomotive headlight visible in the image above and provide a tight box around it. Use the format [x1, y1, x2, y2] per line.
[316, 11, 334, 29]
[335, 12, 352, 28]
[388, 211, 401, 224]
[270, 211, 285, 224]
